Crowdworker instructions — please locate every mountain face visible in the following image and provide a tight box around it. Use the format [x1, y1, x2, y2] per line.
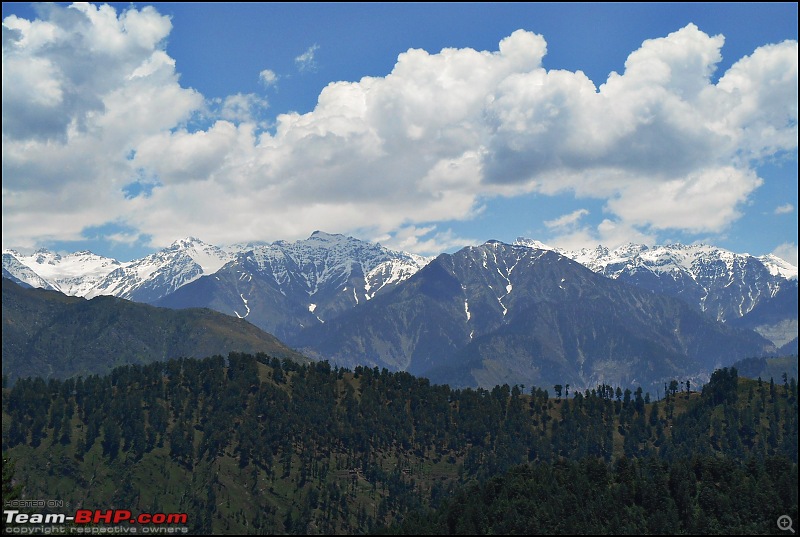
[2, 249, 121, 295]
[1, 277, 306, 382]
[2, 257, 42, 289]
[89, 237, 235, 303]
[6, 235, 794, 348]
[727, 282, 799, 348]
[155, 231, 430, 341]
[515, 239, 798, 346]
[2, 238, 234, 303]
[3, 233, 429, 343]
[4, 234, 793, 390]
[297, 241, 775, 391]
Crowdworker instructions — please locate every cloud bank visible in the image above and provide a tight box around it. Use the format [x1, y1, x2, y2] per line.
[2, 4, 797, 255]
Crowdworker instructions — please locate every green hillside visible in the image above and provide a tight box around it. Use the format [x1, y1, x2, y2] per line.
[2, 277, 307, 381]
[2, 354, 797, 534]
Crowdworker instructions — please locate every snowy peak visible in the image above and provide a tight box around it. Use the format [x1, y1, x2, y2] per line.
[2, 252, 57, 291]
[758, 253, 798, 280]
[169, 236, 204, 249]
[241, 232, 429, 290]
[513, 237, 556, 252]
[226, 232, 431, 321]
[566, 242, 787, 286]
[150, 232, 434, 342]
[89, 238, 235, 302]
[166, 237, 233, 274]
[306, 230, 349, 244]
[2, 248, 122, 296]
[513, 238, 798, 323]
[3, 248, 121, 279]
[441, 241, 566, 332]
[2, 238, 239, 302]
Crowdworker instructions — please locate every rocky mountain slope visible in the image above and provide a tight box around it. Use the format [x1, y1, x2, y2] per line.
[296, 241, 775, 390]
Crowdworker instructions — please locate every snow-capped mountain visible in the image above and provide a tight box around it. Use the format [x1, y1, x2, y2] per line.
[88, 237, 234, 303]
[3, 233, 428, 312]
[298, 240, 774, 390]
[5, 233, 795, 351]
[514, 238, 798, 347]
[155, 231, 431, 341]
[515, 239, 795, 319]
[238, 231, 430, 317]
[758, 253, 798, 280]
[2, 249, 122, 295]
[3, 233, 791, 389]
[2, 238, 234, 303]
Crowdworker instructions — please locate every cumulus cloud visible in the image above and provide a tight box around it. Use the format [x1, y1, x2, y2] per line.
[606, 167, 763, 233]
[295, 44, 319, 72]
[2, 4, 180, 143]
[2, 6, 797, 256]
[214, 93, 269, 125]
[775, 203, 795, 215]
[2, 3, 201, 248]
[259, 68, 278, 87]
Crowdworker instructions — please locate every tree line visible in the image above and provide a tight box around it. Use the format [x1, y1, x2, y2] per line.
[2, 354, 797, 534]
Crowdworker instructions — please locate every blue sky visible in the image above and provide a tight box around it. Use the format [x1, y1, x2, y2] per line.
[2, 2, 797, 263]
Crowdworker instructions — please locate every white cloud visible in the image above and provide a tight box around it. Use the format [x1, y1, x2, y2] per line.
[215, 93, 269, 124]
[772, 242, 798, 267]
[372, 226, 479, 256]
[105, 230, 146, 246]
[295, 44, 319, 72]
[547, 219, 658, 252]
[2, 8, 797, 256]
[2, 3, 201, 249]
[716, 40, 799, 160]
[482, 26, 796, 248]
[544, 209, 589, 230]
[606, 167, 763, 233]
[775, 203, 795, 215]
[259, 68, 278, 87]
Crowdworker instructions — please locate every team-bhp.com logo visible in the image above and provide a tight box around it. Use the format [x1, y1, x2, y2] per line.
[4, 509, 188, 533]
[75, 510, 187, 525]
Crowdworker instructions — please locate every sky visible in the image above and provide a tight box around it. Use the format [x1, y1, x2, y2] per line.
[2, 2, 798, 264]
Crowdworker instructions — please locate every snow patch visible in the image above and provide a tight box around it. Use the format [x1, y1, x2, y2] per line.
[234, 293, 250, 319]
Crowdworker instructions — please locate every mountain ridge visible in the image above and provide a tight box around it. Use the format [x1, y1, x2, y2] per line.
[295, 242, 776, 390]
[1, 277, 307, 382]
[4, 234, 795, 366]
[5, 234, 795, 314]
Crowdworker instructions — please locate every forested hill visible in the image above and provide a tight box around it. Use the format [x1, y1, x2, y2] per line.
[2, 353, 797, 534]
[1, 277, 307, 381]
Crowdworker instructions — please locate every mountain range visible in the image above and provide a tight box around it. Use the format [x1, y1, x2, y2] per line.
[295, 241, 775, 390]
[3, 237, 234, 302]
[155, 231, 429, 342]
[3, 232, 796, 389]
[515, 239, 798, 348]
